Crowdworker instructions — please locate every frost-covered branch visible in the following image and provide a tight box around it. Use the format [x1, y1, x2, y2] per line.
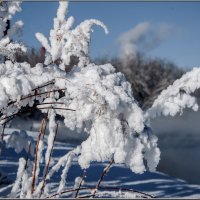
[74, 171, 86, 198]
[39, 121, 58, 197]
[146, 67, 200, 119]
[31, 117, 46, 194]
[92, 158, 114, 197]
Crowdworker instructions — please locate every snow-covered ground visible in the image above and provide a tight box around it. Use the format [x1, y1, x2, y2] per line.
[1, 127, 200, 198]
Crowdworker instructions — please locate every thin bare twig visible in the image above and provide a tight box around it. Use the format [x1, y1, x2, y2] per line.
[6, 88, 66, 108]
[39, 122, 59, 197]
[42, 113, 48, 140]
[99, 187, 154, 198]
[36, 102, 64, 106]
[37, 107, 74, 111]
[24, 142, 32, 170]
[31, 80, 55, 92]
[47, 187, 91, 198]
[0, 123, 6, 152]
[91, 158, 114, 197]
[75, 170, 87, 198]
[0, 123, 6, 142]
[78, 186, 154, 199]
[7, 80, 55, 107]
[21, 88, 66, 101]
[0, 106, 75, 123]
[46, 186, 154, 199]
[31, 117, 45, 194]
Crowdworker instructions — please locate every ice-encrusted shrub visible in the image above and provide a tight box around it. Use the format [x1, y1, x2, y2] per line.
[0, 1, 166, 198]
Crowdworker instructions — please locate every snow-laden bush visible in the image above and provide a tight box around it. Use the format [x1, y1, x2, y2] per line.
[3, 0, 200, 198]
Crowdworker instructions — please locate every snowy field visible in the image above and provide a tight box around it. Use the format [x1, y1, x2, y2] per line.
[1, 127, 200, 198]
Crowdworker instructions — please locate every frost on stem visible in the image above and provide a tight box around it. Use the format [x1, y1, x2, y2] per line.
[0, 1, 26, 63]
[146, 67, 200, 119]
[57, 151, 75, 194]
[72, 177, 83, 197]
[10, 158, 26, 198]
[45, 110, 57, 166]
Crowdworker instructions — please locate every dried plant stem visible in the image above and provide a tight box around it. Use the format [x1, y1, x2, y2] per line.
[21, 88, 66, 101]
[75, 170, 87, 198]
[36, 102, 64, 106]
[42, 113, 48, 140]
[39, 122, 59, 197]
[91, 158, 114, 197]
[0, 123, 6, 152]
[7, 88, 66, 107]
[98, 187, 154, 198]
[78, 186, 154, 199]
[47, 187, 90, 198]
[24, 142, 32, 170]
[47, 186, 154, 199]
[31, 80, 55, 91]
[31, 117, 45, 194]
[37, 107, 74, 111]
[0, 123, 6, 141]
[0, 106, 75, 123]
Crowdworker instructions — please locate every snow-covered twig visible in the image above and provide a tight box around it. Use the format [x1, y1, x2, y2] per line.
[47, 186, 154, 199]
[9, 141, 32, 198]
[20, 142, 32, 198]
[74, 170, 87, 198]
[24, 142, 32, 171]
[0, 123, 6, 153]
[0, 106, 75, 124]
[31, 117, 46, 194]
[39, 122, 59, 197]
[91, 158, 114, 197]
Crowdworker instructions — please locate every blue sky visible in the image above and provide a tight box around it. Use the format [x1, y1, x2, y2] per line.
[12, 1, 200, 69]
